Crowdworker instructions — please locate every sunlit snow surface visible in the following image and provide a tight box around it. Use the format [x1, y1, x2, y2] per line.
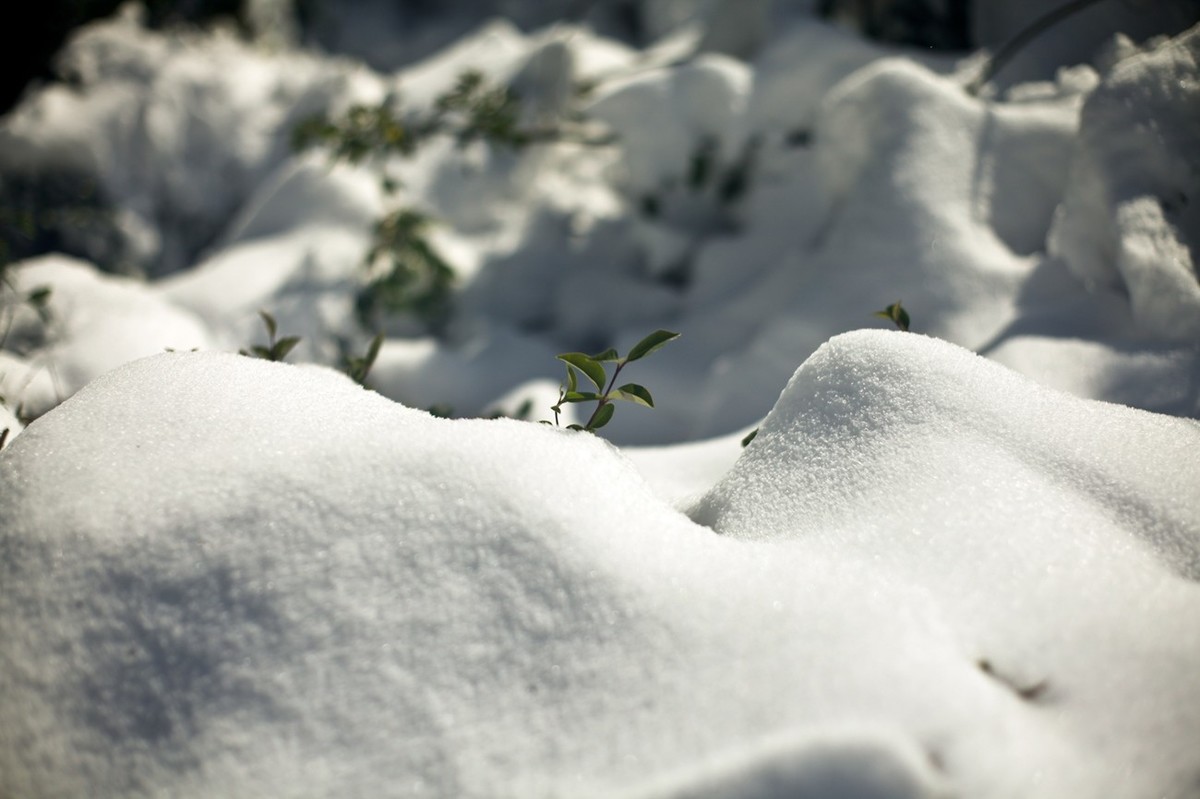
[2, 2, 1200, 797]
[3, 333, 1199, 798]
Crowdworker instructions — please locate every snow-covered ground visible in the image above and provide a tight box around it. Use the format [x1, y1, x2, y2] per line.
[2, 1, 1199, 796]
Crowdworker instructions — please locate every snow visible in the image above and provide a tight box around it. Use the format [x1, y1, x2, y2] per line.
[3, 333, 1199, 798]
[2, 2, 1199, 796]
[5, 254, 214, 402]
[1048, 23, 1200, 342]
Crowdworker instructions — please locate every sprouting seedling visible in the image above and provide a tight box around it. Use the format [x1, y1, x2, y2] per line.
[239, 310, 300, 362]
[345, 333, 384, 386]
[548, 329, 680, 434]
[874, 301, 911, 332]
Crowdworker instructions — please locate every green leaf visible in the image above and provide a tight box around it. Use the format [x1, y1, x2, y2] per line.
[364, 333, 384, 367]
[566, 364, 579, 394]
[258, 310, 277, 340]
[587, 402, 615, 430]
[626, 329, 680, 362]
[562, 391, 602, 403]
[272, 336, 301, 361]
[590, 347, 620, 362]
[566, 424, 585, 431]
[251, 345, 271, 359]
[557, 353, 607, 392]
[741, 428, 759, 447]
[612, 383, 654, 408]
[427, 404, 455, 418]
[874, 302, 910, 332]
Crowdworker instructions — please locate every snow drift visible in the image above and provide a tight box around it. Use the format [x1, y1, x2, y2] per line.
[3, 331, 1198, 798]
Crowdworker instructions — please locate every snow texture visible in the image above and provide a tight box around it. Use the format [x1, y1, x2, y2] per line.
[1049, 23, 1200, 342]
[3, 331, 1200, 798]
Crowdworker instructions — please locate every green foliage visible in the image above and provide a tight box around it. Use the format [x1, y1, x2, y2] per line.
[426, 403, 455, 419]
[548, 329, 680, 434]
[433, 70, 527, 149]
[356, 209, 455, 329]
[492, 397, 535, 421]
[291, 102, 416, 164]
[0, 426, 8, 451]
[874, 301, 911, 332]
[239, 310, 300, 362]
[344, 332, 384, 387]
[293, 69, 609, 331]
[429, 397, 535, 422]
[740, 428, 758, 448]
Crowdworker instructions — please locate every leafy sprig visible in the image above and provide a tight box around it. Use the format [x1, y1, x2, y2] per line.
[345, 333, 384, 386]
[549, 329, 679, 433]
[239, 310, 300, 362]
[874, 301, 911, 332]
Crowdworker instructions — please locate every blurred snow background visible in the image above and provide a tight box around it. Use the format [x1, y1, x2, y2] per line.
[2, 0, 1199, 796]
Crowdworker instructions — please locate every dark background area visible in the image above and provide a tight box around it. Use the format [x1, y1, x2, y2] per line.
[2, 0, 247, 114]
[2, 0, 979, 117]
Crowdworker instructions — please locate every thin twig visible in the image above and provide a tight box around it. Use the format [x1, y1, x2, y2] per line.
[968, 0, 1110, 95]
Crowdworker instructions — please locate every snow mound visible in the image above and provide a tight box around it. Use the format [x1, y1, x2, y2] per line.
[1, 6, 379, 275]
[3, 332, 1199, 798]
[694, 330, 1200, 576]
[1049, 23, 1200, 341]
[586, 54, 751, 196]
[5, 255, 214, 402]
[0, 351, 59, 421]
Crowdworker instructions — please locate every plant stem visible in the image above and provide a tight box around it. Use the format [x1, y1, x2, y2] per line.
[584, 360, 626, 429]
[968, 0, 1108, 95]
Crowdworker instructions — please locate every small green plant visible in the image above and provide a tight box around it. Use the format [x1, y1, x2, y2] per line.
[344, 332, 384, 387]
[548, 329, 680, 433]
[426, 403, 455, 419]
[239, 310, 300, 362]
[356, 209, 455, 330]
[291, 103, 417, 164]
[486, 397, 534, 421]
[874, 301, 911, 332]
[433, 69, 526, 149]
[294, 69, 609, 330]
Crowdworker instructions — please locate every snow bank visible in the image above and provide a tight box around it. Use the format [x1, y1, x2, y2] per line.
[3, 331, 1198, 798]
[0, 351, 59, 421]
[0, 5, 379, 276]
[6, 3, 1197, 439]
[5, 255, 214, 403]
[0, 401, 21, 446]
[1049, 22, 1200, 342]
